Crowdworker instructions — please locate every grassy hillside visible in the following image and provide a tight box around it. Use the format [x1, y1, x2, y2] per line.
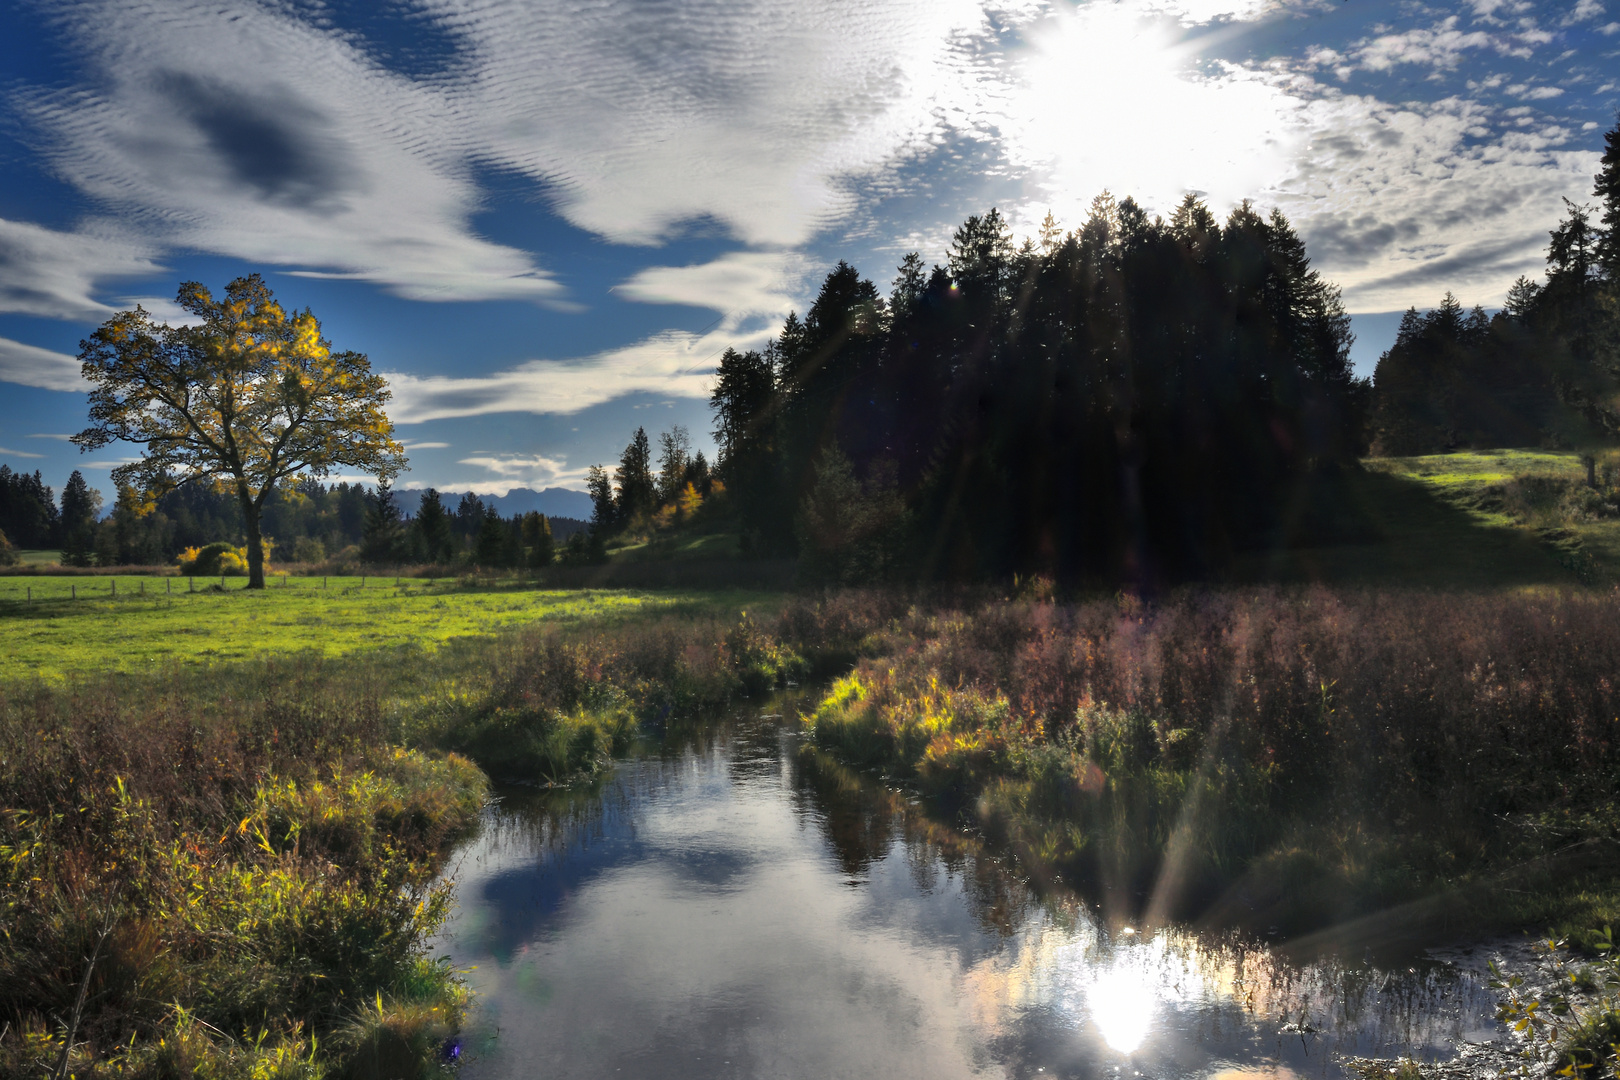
[1365, 449, 1620, 582]
[1224, 450, 1616, 587]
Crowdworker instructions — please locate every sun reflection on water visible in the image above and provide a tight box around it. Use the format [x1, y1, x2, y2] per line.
[1088, 959, 1158, 1053]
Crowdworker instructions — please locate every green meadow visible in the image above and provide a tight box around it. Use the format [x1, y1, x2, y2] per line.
[0, 576, 729, 680]
[1368, 449, 1620, 580]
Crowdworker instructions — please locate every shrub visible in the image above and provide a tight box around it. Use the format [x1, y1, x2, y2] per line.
[1493, 927, 1620, 1079]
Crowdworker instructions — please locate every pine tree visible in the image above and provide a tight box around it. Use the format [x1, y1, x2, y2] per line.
[614, 427, 656, 526]
[475, 506, 506, 567]
[0, 467, 59, 550]
[586, 465, 615, 535]
[522, 511, 553, 568]
[1504, 276, 1542, 320]
[59, 470, 101, 566]
[656, 426, 692, 504]
[413, 488, 455, 563]
[1595, 113, 1620, 281]
[453, 493, 485, 544]
[360, 479, 403, 564]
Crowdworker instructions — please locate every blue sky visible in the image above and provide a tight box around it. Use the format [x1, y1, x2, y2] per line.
[0, 0, 1615, 499]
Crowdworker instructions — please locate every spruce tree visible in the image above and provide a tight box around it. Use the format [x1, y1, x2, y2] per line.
[1595, 113, 1620, 281]
[522, 511, 554, 568]
[360, 479, 403, 564]
[656, 426, 692, 504]
[475, 506, 506, 567]
[614, 427, 656, 526]
[59, 470, 101, 566]
[413, 488, 455, 563]
[586, 465, 615, 535]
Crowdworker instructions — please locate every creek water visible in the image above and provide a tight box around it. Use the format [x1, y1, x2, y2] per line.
[436, 702, 1505, 1079]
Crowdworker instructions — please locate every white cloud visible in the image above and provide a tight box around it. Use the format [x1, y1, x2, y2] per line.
[0, 445, 45, 459]
[401, 441, 451, 450]
[1467, 0, 1536, 19]
[415, 0, 1001, 247]
[0, 217, 163, 320]
[1508, 83, 1566, 98]
[21, 0, 566, 306]
[1272, 90, 1601, 310]
[1136, 0, 1273, 24]
[4, 0, 1608, 335]
[1565, 0, 1606, 24]
[448, 454, 586, 495]
[0, 337, 85, 392]
[386, 324, 777, 422]
[614, 252, 810, 328]
[27, 433, 75, 441]
[1599, 20, 1620, 32]
[1351, 18, 1496, 70]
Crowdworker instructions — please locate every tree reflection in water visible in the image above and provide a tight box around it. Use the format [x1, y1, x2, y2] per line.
[435, 704, 1503, 1080]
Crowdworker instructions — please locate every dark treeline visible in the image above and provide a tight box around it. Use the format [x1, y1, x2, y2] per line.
[1372, 117, 1620, 458]
[704, 193, 1365, 583]
[357, 482, 588, 570]
[0, 468, 585, 568]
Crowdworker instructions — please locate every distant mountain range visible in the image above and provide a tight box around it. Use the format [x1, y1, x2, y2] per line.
[402, 486, 593, 522]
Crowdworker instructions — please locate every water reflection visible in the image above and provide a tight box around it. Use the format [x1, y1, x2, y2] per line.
[436, 707, 1501, 1079]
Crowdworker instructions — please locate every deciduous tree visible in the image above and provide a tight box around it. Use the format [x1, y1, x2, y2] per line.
[73, 275, 406, 588]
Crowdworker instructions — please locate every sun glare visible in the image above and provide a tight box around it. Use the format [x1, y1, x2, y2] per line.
[1005, 4, 1301, 226]
[1087, 958, 1158, 1054]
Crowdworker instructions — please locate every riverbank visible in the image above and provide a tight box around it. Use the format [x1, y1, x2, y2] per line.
[805, 587, 1620, 946]
[6, 584, 1619, 1077]
[0, 593, 885, 1079]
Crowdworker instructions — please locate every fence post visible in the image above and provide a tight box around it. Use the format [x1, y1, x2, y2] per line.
[71, 584, 76, 600]
[111, 579, 116, 599]
[167, 578, 171, 594]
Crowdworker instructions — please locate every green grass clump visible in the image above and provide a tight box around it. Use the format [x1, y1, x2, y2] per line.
[0, 746, 485, 1080]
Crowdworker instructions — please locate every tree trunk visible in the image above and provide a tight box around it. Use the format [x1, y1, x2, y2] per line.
[241, 491, 266, 589]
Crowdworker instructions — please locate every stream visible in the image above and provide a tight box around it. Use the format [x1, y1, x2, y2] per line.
[434, 701, 1507, 1079]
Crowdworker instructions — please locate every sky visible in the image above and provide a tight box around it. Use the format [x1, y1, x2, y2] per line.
[0, 0, 1615, 500]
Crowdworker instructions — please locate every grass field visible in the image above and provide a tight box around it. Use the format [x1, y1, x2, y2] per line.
[0, 576, 738, 680]
[1365, 449, 1620, 580]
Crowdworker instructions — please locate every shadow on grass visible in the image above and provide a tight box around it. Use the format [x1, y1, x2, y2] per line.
[1235, 469, 1579, 588]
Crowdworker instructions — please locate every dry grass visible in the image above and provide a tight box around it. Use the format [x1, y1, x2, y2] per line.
[808, 587, 1620, 937]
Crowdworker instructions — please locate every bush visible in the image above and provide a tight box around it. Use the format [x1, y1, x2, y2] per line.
[178, 541, 247, 576]
[1493, 927, 1620, 1078]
